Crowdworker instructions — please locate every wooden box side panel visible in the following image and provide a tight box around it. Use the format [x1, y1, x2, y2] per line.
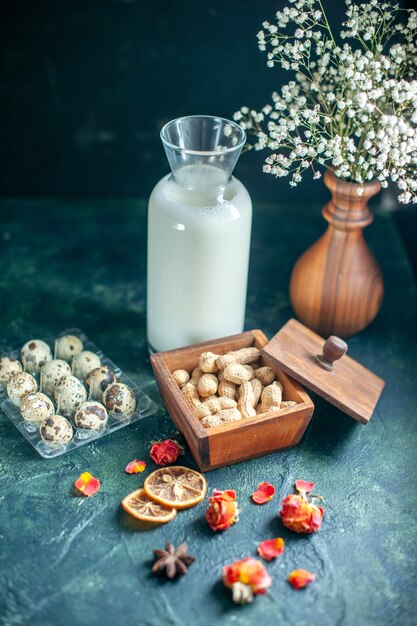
[207, 406, 312, 469]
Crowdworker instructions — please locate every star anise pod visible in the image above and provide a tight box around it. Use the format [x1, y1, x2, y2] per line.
[152, 542, 195, 579]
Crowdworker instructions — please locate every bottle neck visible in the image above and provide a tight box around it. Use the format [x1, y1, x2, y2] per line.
[170, 163, 231, 192]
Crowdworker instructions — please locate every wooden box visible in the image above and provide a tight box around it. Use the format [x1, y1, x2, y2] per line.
[150, 329, 314, 472]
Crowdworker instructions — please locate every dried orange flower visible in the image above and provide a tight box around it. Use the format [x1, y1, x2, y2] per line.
[74, 472, 100, 497]
[257, 538, 285, 561]
[205, 489, 239, 531]
[223, 558, 272, 604]
[251, 482, 275, 504]
[288, 569, 316, 590]
[279, 479, 324, 534]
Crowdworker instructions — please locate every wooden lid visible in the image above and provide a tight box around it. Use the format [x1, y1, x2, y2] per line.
[261, 318, 385, 424]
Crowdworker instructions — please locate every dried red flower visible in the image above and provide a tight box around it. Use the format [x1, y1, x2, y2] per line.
[288, 569, 316, 590]
[257, 538, 285, 561]
[74, 472, 100, 497]
[279, 479, 324, 534]
[251, 482, 275, 504]
[125, 459, 146, 474]
[223, 558, 272, 603]
[205, 489, 239, 531]
[149, 439, 183, 466]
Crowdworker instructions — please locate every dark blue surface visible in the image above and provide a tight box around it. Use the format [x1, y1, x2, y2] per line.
[0, 196, 416, 626]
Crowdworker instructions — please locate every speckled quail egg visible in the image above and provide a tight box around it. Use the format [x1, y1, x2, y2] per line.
[0, 356, 22, 385]
[72, 351, 101, 381]
[85, 366, 117, 401]
[40, 415, 73, 447]
[7, 372, 38, 406]
[40, 359, 72, 396]
[53, 376, 87, 417]
[103, 383, 136, 418]
[20, 392, 55, 422]
[74, 401, 108, 430]
[55, 334, 84, 363]
[21, 340, 52, 375]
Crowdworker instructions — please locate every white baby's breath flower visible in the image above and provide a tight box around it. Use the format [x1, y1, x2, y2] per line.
[235, 0, 417, 204]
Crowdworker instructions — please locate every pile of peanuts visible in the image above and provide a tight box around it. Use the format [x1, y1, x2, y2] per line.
[171, 347, 297, 429]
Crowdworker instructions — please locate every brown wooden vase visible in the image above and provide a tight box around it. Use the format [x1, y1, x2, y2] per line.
[289, 170, 383, 338]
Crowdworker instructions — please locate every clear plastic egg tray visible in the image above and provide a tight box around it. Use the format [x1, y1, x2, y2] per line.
[0, 329, 158, 458]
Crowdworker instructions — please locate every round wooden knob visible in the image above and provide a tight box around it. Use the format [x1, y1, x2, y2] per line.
[315, 336, 348, 371]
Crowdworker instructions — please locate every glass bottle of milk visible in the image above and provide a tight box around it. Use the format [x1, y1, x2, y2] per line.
[147, 115, 252, 352]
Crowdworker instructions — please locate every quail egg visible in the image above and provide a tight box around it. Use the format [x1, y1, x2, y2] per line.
[55, 334, 84, 363]
[40, 359, 72, 396]
[20, 392, 55, 422]
[7, 372, 38, 406]
[74, 401, 108, 430]
[21, 340, 52, 375]
[54, 376, 87, 417]
[103, 383, 136, 418]
[40, 415, 73, 447]
[72, 351, 101, 380]
[85, 366, 117, 401]
[0, 356, 23, 385]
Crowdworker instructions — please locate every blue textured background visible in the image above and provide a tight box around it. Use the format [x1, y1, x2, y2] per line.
[0, 197, 416, 626]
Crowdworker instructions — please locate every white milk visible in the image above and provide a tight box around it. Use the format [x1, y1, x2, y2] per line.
[147, 164, 252, 352]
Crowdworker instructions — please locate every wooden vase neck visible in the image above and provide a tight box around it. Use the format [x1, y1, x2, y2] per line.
[322, 170, 381, 232]
[289, 170, 384, 337]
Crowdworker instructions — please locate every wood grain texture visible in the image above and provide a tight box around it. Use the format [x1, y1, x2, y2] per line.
[151, 329, 314, 471]
[262, 319, 385, 424]
[289, 170, 384, 337]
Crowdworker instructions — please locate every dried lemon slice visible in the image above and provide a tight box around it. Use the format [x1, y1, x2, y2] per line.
[144, 466, 207, 510]
[122, 487, 177, 523]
